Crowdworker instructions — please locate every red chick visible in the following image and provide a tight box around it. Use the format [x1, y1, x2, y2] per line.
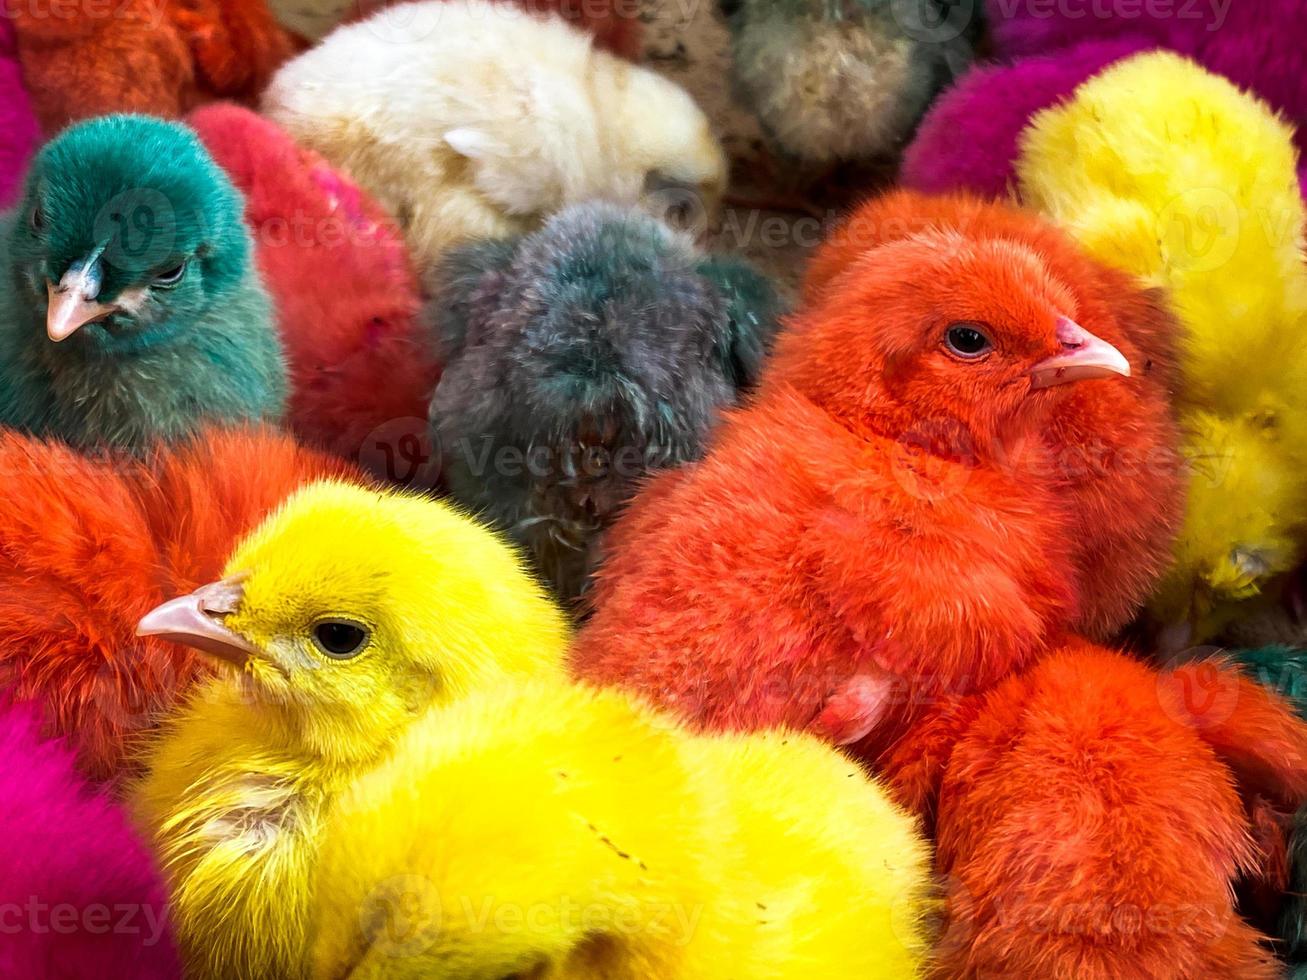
[893, 640, 1307, 978]
[11, 0, 299, 134]
[801, 191, 1184, 641]
[0, 426, 369, 784]
[574, 198, 1143, 754]
[190, 104, 441, 487]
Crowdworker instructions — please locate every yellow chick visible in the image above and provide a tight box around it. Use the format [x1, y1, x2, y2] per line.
[132, 481, 933, 980]
[261, 0, 728, 273]
[310, 679, 932, 979]
[130, 481, 571, 980]
[1016, 51, 1307, 644]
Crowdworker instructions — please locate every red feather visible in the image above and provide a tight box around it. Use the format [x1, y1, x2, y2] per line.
[0, 426, 370, 784]
[11, 0, 300, 133]
[191, 104, 441, 486]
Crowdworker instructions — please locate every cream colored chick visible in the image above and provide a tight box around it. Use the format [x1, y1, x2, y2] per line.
[261, 0, 727, 270]
[312, 679, 934, 979]
[1017, 51, 1307, 644]
[130, 481, 571, 980]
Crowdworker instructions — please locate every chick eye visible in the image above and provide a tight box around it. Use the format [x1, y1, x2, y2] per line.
[311, 619, 370, 659]
[944, 323, 993, 359]
[28, 203, 43, 234]
[152, 261, 187, 288]
[581, 444, 610, 478]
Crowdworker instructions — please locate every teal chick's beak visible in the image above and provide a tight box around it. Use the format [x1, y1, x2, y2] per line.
[46, 251, 115, 342]
[136, 577, 259, 667]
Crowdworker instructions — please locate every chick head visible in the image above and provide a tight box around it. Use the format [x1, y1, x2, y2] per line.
[430, 203, 780, 603]
[8, 115, 251, 355]
[595, 62, 728, 232]
[137, 481, 570, 764]
[773, 228, 1131, 455]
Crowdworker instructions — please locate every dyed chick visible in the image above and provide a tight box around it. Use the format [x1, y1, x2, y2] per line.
[0, 699, 180, 978]
[131, 481, 571, 980]
[0, 17, 37, 209]
[131, 481, 931, 980]
[312, 680, 931, 979]
[0, 426, 367, 783]
[428, 202, 782, 606]
[800, 190, 1183, 641]
[11, 0, 298, 134]
[721, 0, 976, 169]
[261, 0, 727, 272]
[574, 192, 1140, 753]
[0, 115, 286, 450]
[1017, 52, 1307, 644]
[884, 640, 1307, 978]
[903, 0, 1307, 199]
[190, 104, 440, 479]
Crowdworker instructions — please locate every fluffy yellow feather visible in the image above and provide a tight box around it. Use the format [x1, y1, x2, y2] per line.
[1017, 51, 1307, 642]
[311, 679, 932, 979]
[131, 480, 932, 979]
[130, 481, 571, 979]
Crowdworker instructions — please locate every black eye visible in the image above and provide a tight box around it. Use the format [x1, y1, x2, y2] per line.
[944, 323, 993, 359]
[152, 262, 187, 288]
[29, 203, 43, 233]
[311, 619, 370, 659]
[581, 444, 609, 478]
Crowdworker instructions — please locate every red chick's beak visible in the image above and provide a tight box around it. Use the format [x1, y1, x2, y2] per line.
[1029, 317, 1131, 390]
[136, 577, 259, 668]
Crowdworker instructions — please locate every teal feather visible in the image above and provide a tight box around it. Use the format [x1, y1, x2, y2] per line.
[0, 115, 285, 450]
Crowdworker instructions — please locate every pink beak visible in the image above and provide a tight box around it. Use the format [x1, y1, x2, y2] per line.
[136, 577, 259, 667]
[1029, 317, 1131, 389]
[46, 274, 117, 342]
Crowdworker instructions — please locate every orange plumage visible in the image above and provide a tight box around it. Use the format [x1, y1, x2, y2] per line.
[0, 426, 369, 783]
[190, 105, 440, 484]
[575, 193, 1141, 755]
[801, 191, 1184, 641]
[891, 641, 1307, 978]
[11, 0, 299, 134]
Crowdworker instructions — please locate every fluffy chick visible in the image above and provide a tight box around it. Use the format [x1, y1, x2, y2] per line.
[800, 190, 1183, 640]
[261, 0, 727, 272]
[1017, 51, 1307, 643]
[0, 18, 37, 209]
[428, 202, 782, 606]
[721, 0, 976, 168]
[887, 640, 1307, 978]
[0, 699, 180, 978]
[132, 481, 930, 979]
[311, 680, 931, 979]
[574, 200, 1141, 754]
[131, 480, 570, 980]
[0, 115, 286, 450]
[190, 104, 441, 480]
[11, 0, 298, 134]
[0, 426, 366, 783]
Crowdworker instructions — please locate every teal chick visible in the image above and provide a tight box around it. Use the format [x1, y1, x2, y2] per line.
[0, 114, 286, 450]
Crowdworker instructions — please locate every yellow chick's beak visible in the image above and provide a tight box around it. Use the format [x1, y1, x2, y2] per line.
[136, 577, 260, 668]
[45, 271, 117, 343]
[1029, 317, 1131, 390]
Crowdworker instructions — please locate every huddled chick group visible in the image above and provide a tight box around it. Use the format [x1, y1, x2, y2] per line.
[2, 0, 1307, 978]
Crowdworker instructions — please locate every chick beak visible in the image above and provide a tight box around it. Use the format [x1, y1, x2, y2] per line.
[136, 577, 260, 668]
[46, 259, 116, 342]
[1029, 317, 1132, 390]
